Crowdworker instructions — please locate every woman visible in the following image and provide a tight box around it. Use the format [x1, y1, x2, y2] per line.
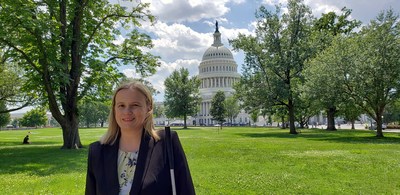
[85, 80, 195, 195]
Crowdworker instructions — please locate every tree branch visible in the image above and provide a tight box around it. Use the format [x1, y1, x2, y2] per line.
[0, 100, 31, 114]
[0, 39, 43, 74]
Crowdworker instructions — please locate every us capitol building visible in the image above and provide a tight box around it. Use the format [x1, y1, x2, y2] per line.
[155, 22, 254, 126]
[195, 22, 250, 126]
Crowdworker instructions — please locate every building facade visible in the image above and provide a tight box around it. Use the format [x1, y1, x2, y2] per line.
[196, 22, 249, 126]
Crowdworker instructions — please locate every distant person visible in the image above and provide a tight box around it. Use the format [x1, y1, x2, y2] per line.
[85, 80, 195, 195]
[23, 135, 30, 144]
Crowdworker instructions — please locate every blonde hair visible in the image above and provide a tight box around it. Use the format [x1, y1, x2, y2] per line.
[100, 80, 160, 145]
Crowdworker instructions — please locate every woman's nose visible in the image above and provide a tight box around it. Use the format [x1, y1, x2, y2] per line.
[122, 107, 133, 114]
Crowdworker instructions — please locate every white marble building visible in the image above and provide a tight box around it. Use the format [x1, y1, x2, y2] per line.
[196, 22, 250, 126]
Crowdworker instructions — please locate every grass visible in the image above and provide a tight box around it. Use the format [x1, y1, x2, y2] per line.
[0, 127, 400, 194]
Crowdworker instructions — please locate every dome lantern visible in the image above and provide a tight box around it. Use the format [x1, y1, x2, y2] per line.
[212, 20, 223, 47]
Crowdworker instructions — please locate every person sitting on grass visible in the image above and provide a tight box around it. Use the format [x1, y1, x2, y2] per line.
[23, 135, 30, 144]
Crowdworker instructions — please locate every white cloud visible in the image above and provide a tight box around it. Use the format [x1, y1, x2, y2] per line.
[142, 0, 245, 22]
[143, 21, 212, 62]
[145, 59, 201, 101]
[262, 0, 400, 24]
[121, 68, 142, 78]
[113, 0, 400, 103]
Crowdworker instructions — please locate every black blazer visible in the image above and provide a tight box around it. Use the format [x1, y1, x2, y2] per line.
[85, 130, 195, 195]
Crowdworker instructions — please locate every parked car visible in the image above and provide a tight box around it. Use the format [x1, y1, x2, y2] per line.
[170, 123, 184, 126]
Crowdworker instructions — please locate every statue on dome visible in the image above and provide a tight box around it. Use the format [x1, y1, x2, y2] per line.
[215, 20, 219, 32]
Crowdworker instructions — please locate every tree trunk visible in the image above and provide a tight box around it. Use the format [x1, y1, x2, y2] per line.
[288, 100, 297, 134]
[60, 113, 82, 149]
[375, 112, 384, 138]
[280, 116, 285, 129]
[299, 122, 305, 129]
[183, 115, 187, 129]
[351, 120, 355, 130]
[326, 107, 337, 131]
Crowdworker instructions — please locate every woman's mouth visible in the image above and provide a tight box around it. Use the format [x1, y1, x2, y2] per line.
[122, 118, 134, 122]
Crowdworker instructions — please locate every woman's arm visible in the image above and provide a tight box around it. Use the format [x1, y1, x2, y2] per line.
[85, 143, 97, 195]
[171, 132, 195, 195]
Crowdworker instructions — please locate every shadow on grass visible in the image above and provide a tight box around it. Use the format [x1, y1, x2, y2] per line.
[0, 141, 60, 147]
[237, 129, 400, 144]
[0, 144, 87, 176]
[316, 135, 400, 144]
[169, 127, 201, 131]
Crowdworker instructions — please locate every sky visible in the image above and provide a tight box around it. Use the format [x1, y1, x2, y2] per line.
[115, 0, 400, 102]
[10, 0, 400, 114]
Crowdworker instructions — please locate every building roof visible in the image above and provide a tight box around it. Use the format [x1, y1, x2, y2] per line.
[201, 21, 234, 61]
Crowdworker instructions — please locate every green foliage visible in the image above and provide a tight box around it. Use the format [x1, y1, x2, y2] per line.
[153, 104, 165, 118]
[337, 98, 363, 126]
[0, 101, 10, 127]
[20, 108, 47, 127]
[1, 127, 400, 194]
[384, 99, 400, 124]
[230, 0, 313, 134]
[0, 52, 31, 113]
[304, 7, 361, 130]
[78, 100, 110, 128]
[313, 7, 361, 36]
[310, 9, 400, 136]
[250, 110, 259, 126]
[210, 91, 226, 126]
[164, 68, 201, 128]
[0, 0, 160, 148]
[224, 96, 240, 125]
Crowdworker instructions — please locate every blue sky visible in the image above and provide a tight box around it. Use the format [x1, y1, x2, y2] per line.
[11, 0, 400, 114]
[114, 0, 400, 102]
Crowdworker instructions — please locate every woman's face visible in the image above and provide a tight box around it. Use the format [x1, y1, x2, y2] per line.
[114, 88, 149, 133]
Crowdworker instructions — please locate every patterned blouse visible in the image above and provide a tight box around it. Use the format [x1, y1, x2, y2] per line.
[118, 149, 139, 195]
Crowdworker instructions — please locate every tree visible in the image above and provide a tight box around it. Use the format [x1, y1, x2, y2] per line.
[250, 110, 259, 127]
[210, 91, 226, 129]
[153, 104, 165, 118]
[343, 10, 400, 137]
[230, 0, 313, 134]
[20, 108, 47, 128]
[0, 52, 31, 113]
[164, 68, 201, 129]
[96, 102, 109, 128]
[0, 1, 160, 148]
[79, 100, 110, 128]
[310, 9, 400, 137]
[304, 8, 361, 130]
[79, 100, 98, 128]
[384, 99, 400, 124]
[338, 99, 363, 130]
[224, 96, 240, 126]
[0, 101, 10, 127]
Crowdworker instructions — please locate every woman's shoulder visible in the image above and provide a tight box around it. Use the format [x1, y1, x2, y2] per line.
[155, 129, 178, 139]
[88, 141, 102, 152]
[88, 141, 115, 152]
[89, 141, 102, 147]
[154, 129, 180, 146]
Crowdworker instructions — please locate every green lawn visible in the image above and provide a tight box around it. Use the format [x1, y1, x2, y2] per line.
[0, 127, 399, 194]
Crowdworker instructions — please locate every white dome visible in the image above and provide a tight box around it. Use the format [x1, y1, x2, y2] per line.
[202, 46, 234, 61]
